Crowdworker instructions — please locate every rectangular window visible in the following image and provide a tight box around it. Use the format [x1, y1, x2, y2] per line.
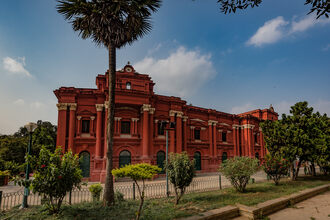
[194, 129, 201, 140]
[121, 121, 131, 134]
[222, 132, 227, 142]
[82, 120, 90, 133]
[255, 134, 258, 143]
[158, 122, 165, 135]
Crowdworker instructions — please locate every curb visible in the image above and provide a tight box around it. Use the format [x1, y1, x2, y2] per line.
[179, 183, 330, 220]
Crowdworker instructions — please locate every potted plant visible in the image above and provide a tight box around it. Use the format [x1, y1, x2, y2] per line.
[89, 183, 103, 202]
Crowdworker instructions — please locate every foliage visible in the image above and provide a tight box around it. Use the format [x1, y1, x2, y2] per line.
[217, 0, 329, 18]
[16, 147, 83, 214]
[2, 176, 329, 220]
[56, 0, 161, 207]
[89, 183, 103, 202]
[219, 156, 259, 192]
[4, 161, 24, 177]
[112, 163, 161, 220]
[165, 152, 195, 204]
[261, 101, 330, 180]
[263, 154, 290, 185]
[0, 170, 10, 177]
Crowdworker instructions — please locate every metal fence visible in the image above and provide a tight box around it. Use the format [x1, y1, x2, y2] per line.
[0, 176, 222, 211]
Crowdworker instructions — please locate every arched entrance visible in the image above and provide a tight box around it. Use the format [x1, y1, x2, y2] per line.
[79, 151, 90, 178]
[119, 150, 131, 167]
[255, 152, 259, 160]
[222, 152, 228, 163]
[194, 152, 201, 171]
[156, 151, 166, 173]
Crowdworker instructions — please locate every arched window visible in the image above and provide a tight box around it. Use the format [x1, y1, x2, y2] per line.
[222, 152, 228, 162]
[126, 82, 131, 89]
[194, 152, 201, 171]
[79, 151, 90, 177]
[255, 152, 259, 160]
[119, 150, 131, 167]
[156, 151, 166, 173]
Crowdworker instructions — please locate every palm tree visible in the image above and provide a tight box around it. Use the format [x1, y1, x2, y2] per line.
[56, 0, 161, 206]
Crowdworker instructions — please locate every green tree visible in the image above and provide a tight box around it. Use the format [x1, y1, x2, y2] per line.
[112, 163, 161, 220]
[263, 154, 290, 185]
[219, 156, 259, 192]
[165, 152, 195, 204]
[56, 0, 161, 206]
[16, 147, 83, 214]
[216, 0, 329, 19]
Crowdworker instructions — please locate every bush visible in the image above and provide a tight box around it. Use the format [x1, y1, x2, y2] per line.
[112, 163, 161, 220]
[165, 152, 195, 204]
[89, 183, 103, 202]
[15, 147, 83, 214]
[263, 154, 290, 185]
[219, 156, 259, 192]
[4, 161, 24, 177]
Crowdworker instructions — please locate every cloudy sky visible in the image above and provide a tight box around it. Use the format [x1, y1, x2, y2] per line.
[0, 0, 329, 134]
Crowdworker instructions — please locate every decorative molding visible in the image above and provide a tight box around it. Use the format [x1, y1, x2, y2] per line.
[191, 118, 205, 123]
[259, 127, 262, 132]
[56, 103, 68, 111]
[194, 140, 201, 143]
[169, 110, 183, 117]
[182, 116, 188, 122]
[154, 119, 159, 123]
[190, 126, 195, 129]
[149, 108, 155, 114]
[120, 134, 132, 138]
[95, 104, 104, 112]
[242, 124, 255, 129]
[90, 116, 95, 120]
[141, 104, 151, 112]
[77, 116, 82, 120]
[131, 118, 139, 122]
[201, 127, 206, 130]
[218, 129, 223, 132]
[232, 124, 239, 129]
[176, 112, 183, 118]
[114, 117, 122, 121]
[208, 120, 217, 126]
[219, 122, 230, 127]
[227, 131, 232, 133]
[68, 103, 77, 111]
[104, 101, 109, 109]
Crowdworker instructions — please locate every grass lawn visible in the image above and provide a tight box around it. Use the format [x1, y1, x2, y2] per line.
[1, 176, 329, 220]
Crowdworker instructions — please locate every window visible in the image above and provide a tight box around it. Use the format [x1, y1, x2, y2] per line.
[194, 152, 201, 170]
[121, 121, 131, 134]
[222, 152, 228, 162]
[194, 129, 201, 140]
[158, 122, 165, 135]
[119, 150, 131, 167]
[157, 151, 166, 173]
[255, 133, 258, 143]
[222, 132, 227, 142]
[82, 120, 90, 133]
[126, 82, 131, 89]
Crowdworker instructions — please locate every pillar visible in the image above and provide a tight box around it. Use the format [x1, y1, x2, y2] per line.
[90, 116, 95, 136]
[154, 119, 158, 137]
[77, 116, 81, 137]
[213, 123, 217, 158]
[141, 104, 150, 158]
[169, 110, 175, 153]
[68, 103, 77, 152]
[183, 116, 188, 152]
[208, 121, 213, 157]
[95, 104, 104, 158]
[149, 108, 155, 155]
[232, 125, 237, 156]
[176, 112, 183, 153]
[104, 101, 109, 158]
[56, 103, 68, 149]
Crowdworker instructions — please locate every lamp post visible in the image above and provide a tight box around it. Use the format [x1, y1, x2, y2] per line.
[21, 122, 38, 209]
[161, 121, 175, 198]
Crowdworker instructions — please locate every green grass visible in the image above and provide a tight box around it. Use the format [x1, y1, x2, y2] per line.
[1, 176, 329, 220]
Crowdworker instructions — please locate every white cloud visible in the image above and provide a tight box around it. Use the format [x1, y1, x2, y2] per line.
[230, 103, 257, 114]
[30, 101, 45, 109]
[247, 15, 330, 47]
[134, 46, 216, 98]
[246, 16, 288, 47]
[13, 99, 25, 106]
[2, 56, 31, 77]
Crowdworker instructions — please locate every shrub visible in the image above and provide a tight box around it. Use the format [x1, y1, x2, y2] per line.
[89, 183, 103, 202]
[165, 152, 195, 204]
[15, 147, 83, 214]
[219, 156, 259, 192]
[112, 163, 161, 220]
[263, 154, 290, 185]
[4, 161, 24, 177]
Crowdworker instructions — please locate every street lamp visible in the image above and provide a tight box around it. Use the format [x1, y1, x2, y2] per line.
[160, 120, 175, 198]
[21, 122, 38, 209]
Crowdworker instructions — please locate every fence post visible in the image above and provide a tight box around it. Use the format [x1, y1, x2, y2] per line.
[219, 174, 222, 190]
[133, 183, 136, 200]
[69, 190, 72, 205]
[0, 191, 2, 209]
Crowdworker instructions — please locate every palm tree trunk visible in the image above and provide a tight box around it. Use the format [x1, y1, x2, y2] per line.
[103, 44, 116, 206]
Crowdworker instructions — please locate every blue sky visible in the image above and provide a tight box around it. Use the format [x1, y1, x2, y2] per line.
[0, 0, 329, 134]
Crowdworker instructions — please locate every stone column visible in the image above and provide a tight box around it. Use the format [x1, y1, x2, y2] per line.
[114, 117, 121, 135]
[95, 104, 104, 158]
[213, 122, 217, 158]
[104, 101, 109, 158]
[176, 111, 183, 153]
[141, 104, 150, 158]
[149, 108, 155, 155]
[131, 118, 139, 136]
[56, 103, 68, 149]
[77, 116, 81, 137]
[183, 116, 188, 152]
[208, 121, 213, 157]
[154, 119, 159, 137]
[169, 110, 176, 153]
[68, 103, 77, 152]
[90, 116, 95, 136]
[232, 125, 238, 156]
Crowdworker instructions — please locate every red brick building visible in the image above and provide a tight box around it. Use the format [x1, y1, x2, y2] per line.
[54, 64, 278, 182]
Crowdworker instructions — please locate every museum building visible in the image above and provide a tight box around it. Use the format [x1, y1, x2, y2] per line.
[54, 64, 278, 182]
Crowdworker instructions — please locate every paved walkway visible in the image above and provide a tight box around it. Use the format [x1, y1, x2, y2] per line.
[234, 191, 330, 220]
